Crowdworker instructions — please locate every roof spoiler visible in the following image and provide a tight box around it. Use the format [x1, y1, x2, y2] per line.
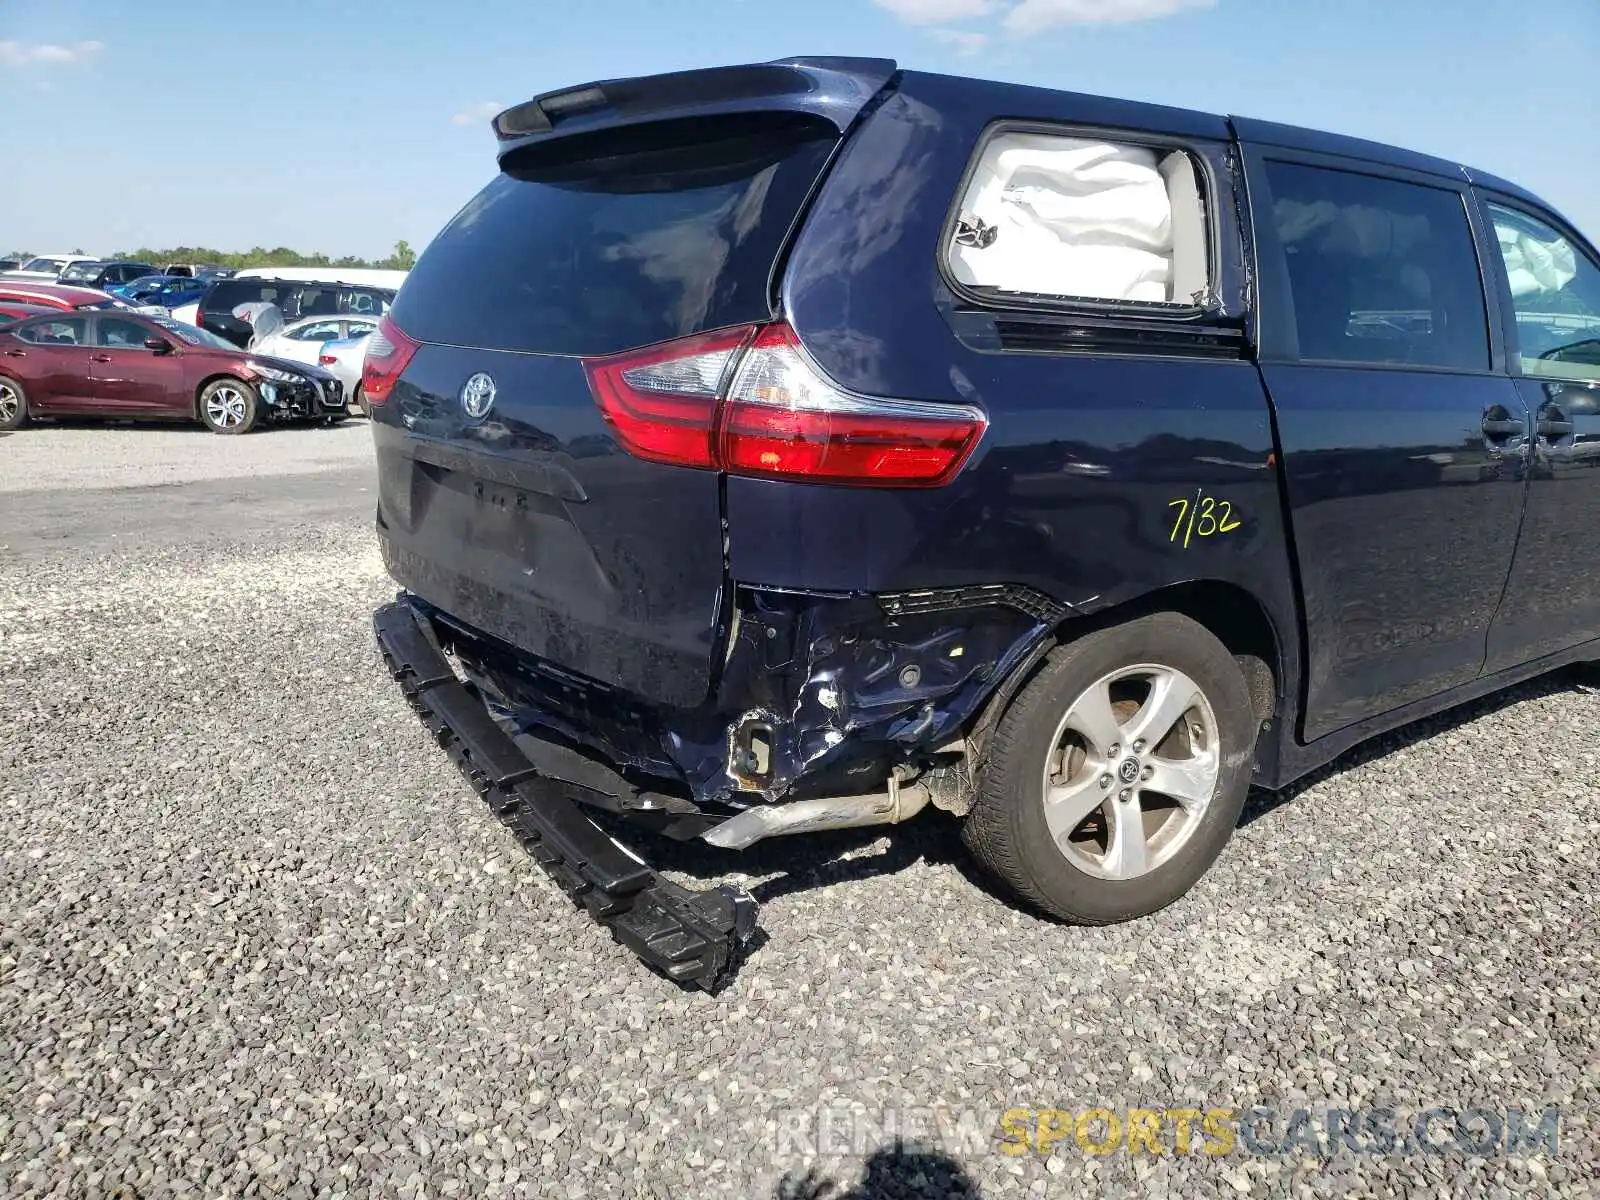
[491, 56, 897, 159]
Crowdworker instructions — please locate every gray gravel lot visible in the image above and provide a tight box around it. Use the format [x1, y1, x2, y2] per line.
[1, 424, 1595, 1198]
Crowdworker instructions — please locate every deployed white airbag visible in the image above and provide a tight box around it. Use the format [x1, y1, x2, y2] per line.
[950, 134, 1178, 303]
[1494, 219, 1577, 298]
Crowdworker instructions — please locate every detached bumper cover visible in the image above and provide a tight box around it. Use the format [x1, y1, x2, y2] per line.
[373, 598, 757, 989]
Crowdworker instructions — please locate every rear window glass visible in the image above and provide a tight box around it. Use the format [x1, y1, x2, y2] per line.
[390, 113, 838, 356]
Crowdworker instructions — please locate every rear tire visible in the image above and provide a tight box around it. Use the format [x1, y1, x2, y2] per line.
[0, 376, 27, 431]
[198, 378, 259, 434]
[962, 612, 1257, 924]
[349, 384, 366, 417]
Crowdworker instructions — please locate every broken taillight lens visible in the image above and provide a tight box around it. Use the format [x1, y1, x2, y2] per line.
[361, 314, 419, 407]
[583, 323, 985, 488]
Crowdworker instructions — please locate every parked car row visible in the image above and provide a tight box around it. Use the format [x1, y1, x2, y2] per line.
[0, 308, 349, 434]
[0, 256, 234, 285]
[0, 256, 392, 430]
[0, 253, 103, 282]
[173, 276, 395, 348]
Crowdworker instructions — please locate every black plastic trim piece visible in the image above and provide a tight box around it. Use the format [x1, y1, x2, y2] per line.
[877, 583, 1069, 624]
[373, 597, 757, 990]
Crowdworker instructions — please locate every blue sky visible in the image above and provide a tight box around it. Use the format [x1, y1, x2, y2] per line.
[1, 0, 1596, 260]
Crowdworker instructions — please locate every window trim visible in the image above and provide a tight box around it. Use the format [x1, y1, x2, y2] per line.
[936, 119, 1226, 326]
[1241, 143, 1506, 376]
[1474, 189, 1600, 387]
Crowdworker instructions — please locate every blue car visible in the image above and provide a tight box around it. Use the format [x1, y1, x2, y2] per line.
[111, 274, 209, 309]
[365, 57, 1600, 986]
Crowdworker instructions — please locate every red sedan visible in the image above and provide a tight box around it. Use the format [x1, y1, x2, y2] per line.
[0, 309, 348, 434]
[0, 282, 132, 311]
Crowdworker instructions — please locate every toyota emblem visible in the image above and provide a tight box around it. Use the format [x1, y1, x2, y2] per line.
[460, 372, 497, 420]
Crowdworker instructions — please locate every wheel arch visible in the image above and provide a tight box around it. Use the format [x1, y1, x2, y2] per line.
[967, 578, 1287, 776]
[1068, 580, 1285, 725]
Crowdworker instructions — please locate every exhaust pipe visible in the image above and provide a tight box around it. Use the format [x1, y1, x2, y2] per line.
[701, 775, 933, 851]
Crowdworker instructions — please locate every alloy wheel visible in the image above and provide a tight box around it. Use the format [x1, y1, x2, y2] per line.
[0, 381, 19, 425]
[1040, 663, 1220, 880]
[206, 386, 249, 429]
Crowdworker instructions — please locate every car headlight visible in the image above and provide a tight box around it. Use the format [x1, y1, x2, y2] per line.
[247, 363, 302, 383]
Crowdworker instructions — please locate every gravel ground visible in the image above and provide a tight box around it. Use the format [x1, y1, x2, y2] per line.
[0, 422, 374, 494]
[1, 426, 1595, 1198]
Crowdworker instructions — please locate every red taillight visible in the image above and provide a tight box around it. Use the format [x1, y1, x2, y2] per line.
[583, 327, 753, 469]
[719, 325, 985, 487]
[582, 323, 985, 488]
[319, 353, 337, 366]
[361, 314, 418, 406]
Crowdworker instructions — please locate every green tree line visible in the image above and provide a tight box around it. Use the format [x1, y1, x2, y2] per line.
[5, 240, 417, 271]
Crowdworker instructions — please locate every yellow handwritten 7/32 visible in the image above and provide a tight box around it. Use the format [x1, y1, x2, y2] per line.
[1168, 491, 1242, 548]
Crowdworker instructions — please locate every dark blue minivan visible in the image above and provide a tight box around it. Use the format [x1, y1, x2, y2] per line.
[368, 58, 1600, 986]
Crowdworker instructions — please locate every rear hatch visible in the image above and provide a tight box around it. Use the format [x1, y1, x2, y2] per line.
[369, 59, 897, 709]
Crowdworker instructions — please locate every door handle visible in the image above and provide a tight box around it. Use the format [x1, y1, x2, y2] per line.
[1480, 416, 1524, 439]
[89, 354, 112, 363]
[1538, 415, 1575, 439]
[3, 349, 24, 358]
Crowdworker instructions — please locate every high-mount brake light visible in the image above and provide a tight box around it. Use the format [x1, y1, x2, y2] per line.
[583, 323, 985, 488]
[361, 314, 419, 406]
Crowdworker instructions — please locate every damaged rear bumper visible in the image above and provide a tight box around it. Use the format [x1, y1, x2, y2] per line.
[428, 583, 1061, 814]
[373, 600, 757, 990]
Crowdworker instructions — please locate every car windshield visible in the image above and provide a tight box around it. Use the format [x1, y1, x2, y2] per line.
[21, 257, 67, 273]
[125, 275, 168, 290]
[149, 315, 236, 350]
[59, 262, 106, 282]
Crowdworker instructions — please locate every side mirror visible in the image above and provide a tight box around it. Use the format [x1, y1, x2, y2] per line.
[145, 337, 173, 353]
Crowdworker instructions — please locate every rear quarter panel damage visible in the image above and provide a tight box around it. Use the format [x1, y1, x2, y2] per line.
[442, 587, 1056, 809]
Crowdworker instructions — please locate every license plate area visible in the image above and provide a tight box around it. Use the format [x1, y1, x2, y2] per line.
[466, 478, 535, 562]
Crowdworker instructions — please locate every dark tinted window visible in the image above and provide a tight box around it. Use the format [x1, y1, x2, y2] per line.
[203, 280, 391, 320]
[204, 280, 286, 313]
[391, 113, 838, 355]
[340, 290, 389, 316]
[1266, 162, 1489, 370]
